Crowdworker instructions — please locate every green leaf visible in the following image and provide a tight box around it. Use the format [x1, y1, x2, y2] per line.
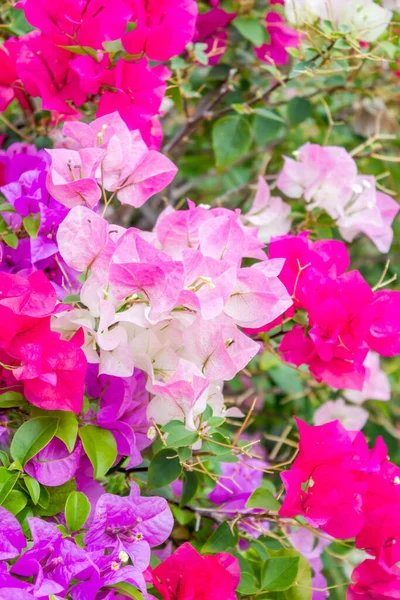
[237, 571, 260, 594]
[32, 408, 78, 453]
[171, 504, 194, 526]
[0, 203, 16, 213]
[178, 447, 191, 462]
[62, 45, 99, 61]
[37, 485, 50, 509]
[0, 468, 19, 504]
[379, 41, 397, 59]
[287, 97, 313, 127]
[272, 551, 312, 600]
[253, 114, 285, 146]
[65, 491, 91, 532]
[8, 7, 34, 35]
[33, 136, 53, 150]
[246, 488, 280, 512]
[180, 471, 198, 506]
[103, 39, 124, 53]
[162, 421, 199, 448]
[107, 583, 144, 599]
[269, 364, 303, 395]
[126, 21, 137, 32]
[202, 432, 232, 457]
[261, 555, 300, 591]
[193, 42, 209, 65]
[10, 417, 59, 466]
[79, 426, 117, 480]
[233, 17, 265, 47]
[2, 490, 27, 515]
[54, 412, 79, 453]
[0, 451, 9, 468]
[24, 476, 41, 505]
[40, 480, 77, 517]
[23, 215, 40, 239]
[202, 521, 238, 553]
[0, 391, 27, 409]
[62, 294, 81, 305]
[212, 116, 252, 169]
[252, 108, 285, 123]
[148, 448, 182, 490]
[8, 461, 23, 472]
[2, 232, 18, 249]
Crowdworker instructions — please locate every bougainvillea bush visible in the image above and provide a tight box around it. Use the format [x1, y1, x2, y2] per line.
[0, 0, 399, 598]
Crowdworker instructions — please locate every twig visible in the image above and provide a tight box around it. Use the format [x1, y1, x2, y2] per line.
[163, 68, 238, 155]
[0, 113, 31, 143]
[212, 40, 336, 121]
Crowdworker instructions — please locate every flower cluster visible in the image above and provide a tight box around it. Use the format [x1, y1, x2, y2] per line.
[268, 232, 400, 390]
[1, 0, 198, 147]
[0, 143, 78, 298]
[193, 4, 301, 67]
[0, 270, 86, 412]
[147, 542, 240, 600]
[280, 419, 400, 598]
[284, 0, 393, 42]
[0, 482, 174, 598]
[53, 193, 292, 429]
[43, 114, 293, 432]
[277, 143, 400, 253]
[46, 112, 177, 209]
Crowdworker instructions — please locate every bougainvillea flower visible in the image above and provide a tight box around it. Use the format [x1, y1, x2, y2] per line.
[277, 144, 399, 252]
[0, 39, 23, 112]
[97, 59, 168, 136]
[0, 563, 34, 597]
[122, 0, 198, 61]
[182, 315, 260, 381]
[150, 542, 240, 600]
[53, 112, 177, 208]
[348, 559, 400, 600]
[367, 291, 400, 356]
[254, 12, 302, 66]
[0, 507, 26, 560]
[277, 143, 358, 218]
[280, 418, 400, 548]
[224, 261, 292, 329]
[11, 331, 87, 413]
[57, 206, 109, 272]
[17, 33, 86, 116]
[84, 483, 173, 570]
[344, 352, 391, 404]
[337, 179, 400, 253]
[70, 544, 147, 600]
[86, 364, 151, 468]
[313, 398, 368, 431]
[269, 232, 350, 308]
[46, 147, 104, 209]
[0, 270, 56, 319]
[22, 0, 132, 48]
[193, 8, 236, 65]
[241, 177, 292, 243]
[147, 361, 210, 429]
[25, 438, 82, 486]
[0, 271, 87, 412]
[356, 504, 400, 567]
[284, 0, 392, 42]
[11, 518, 91, 597]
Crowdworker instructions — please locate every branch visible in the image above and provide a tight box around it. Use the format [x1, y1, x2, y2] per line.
[212, 40, 336, 120]
[163, 68, 237, 156]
